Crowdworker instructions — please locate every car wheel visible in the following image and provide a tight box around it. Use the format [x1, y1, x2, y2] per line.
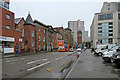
[99, 52, 103, 56]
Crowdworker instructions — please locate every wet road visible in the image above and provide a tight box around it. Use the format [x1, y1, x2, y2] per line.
[2, 51, 77, 79]
[2, 49, 120, 80]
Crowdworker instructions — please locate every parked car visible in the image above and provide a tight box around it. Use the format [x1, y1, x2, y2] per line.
[69, 48, 74, 52]
[94, 44, 115, 56]
[77, 48, 82, 52]
[111, 49, 120, 66]
[102, 46, 120, 62]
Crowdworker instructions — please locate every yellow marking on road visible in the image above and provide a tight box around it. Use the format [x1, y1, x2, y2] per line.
[46, 68, 55, 72]
[46, 69, 51, 72]
[58, 78, 62, 80]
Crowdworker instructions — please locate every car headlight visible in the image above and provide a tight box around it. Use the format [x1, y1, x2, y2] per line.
[117, 55, 120, 58]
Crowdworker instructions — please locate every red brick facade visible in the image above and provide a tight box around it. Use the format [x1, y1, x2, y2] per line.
[34, 21, 47, 51]
[0, 6, 21, 53]
[77, 30, 82, 45]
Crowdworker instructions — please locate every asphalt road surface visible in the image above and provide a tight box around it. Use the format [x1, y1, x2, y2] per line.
[2, 51, 77, 79]
[2, 49, 120, 80]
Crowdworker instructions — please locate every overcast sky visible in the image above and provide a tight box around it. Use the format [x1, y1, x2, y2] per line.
[10, 0, 119, 36]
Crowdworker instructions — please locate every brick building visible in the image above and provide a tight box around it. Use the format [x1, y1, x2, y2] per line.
[15, 13, 36, 52]
[54, 27, 73, 48]
[0, 0, 21, 54]
[34, 20, 47, 52]
[64, 28, 73, 48]
[15, 18, 25, 52]
[77, 30, 82, 45]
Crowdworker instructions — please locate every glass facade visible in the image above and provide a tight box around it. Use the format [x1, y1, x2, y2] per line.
[118, 21, 120, 34]
[98, 13, 113, 20]
[98, 22, 113, 44]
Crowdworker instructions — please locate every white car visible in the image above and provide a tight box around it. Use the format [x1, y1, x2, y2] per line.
[94, 44, 115, 56]
[77, 48, 82, 52]
[102, 46, 120, 62]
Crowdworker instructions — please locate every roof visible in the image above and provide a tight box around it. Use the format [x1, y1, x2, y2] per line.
[34, 20, 46, 27]
[24, 13, 35, 26]
[54, 27, 63, 29]
[64, 28, 72, 31]
[15, 18, 22, 24]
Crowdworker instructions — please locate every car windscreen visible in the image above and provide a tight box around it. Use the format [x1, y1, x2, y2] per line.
[110, 46, 118, 51]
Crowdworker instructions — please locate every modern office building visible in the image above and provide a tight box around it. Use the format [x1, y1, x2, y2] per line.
[68, 21, 78, 45]
[90, 2, 120, 48]
[68, 19, 88, 45]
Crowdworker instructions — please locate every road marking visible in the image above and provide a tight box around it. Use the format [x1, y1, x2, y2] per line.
[21, 58, 25, 60]
[64, 55, 80, 79]
[27, 60, 41, 64]
[27, 61, 50, 71]
[6, 60, 15, 63]
[43, 59, 48, 61]
[99, 57, 104, 62]
[55, 56, 64, 61]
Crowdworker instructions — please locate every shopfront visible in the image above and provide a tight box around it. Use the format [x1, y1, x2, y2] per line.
[0, 36, 14, 54]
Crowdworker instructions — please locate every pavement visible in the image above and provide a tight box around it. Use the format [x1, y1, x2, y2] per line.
[66, 49, 120, 79]
[3, 51, 49, 58]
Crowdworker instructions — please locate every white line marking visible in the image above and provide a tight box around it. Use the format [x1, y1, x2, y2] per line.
[65, 56, 80, 79]
[43, 59, 48, 61]
[27, 61, 50, 71]
[27, 60, 41, 64]
[99, 57, 104, 62]
[6, 60, 15, 63]
[55, 56, 63, 60]
[21, 58, 25, 60]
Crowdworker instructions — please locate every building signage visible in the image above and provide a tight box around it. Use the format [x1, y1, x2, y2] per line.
[4, 48, 14, 53]
[19, 39, 23, 42]
[0, 36, 14, 42]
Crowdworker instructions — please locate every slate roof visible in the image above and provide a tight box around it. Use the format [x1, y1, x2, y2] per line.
[24, 13, 35, 26]
[15, 18, 21, 24]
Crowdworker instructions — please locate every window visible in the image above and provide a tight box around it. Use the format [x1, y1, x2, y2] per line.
[25, 41, 28, 44]
[43, 36, 45, 42]
[32, 31, 34, 38]
[4, 2, 9, 9]
[109, 34, 113, 36]
[98, 31, 102, 33]
[98, 27, 102, 29]
[32, 41, 34, 47]
[39, 44, 41, 51]
[109, 26, 113, 28]
[108, 38, 113, 43]
[43, 29, 45, 33]
[109, 30, 113, 32]
[44, 44, 45, 50]
[38, 35, 41, 41]
[98, 23, 102, 25]
[6, 14, 10, 20]
[98, 13, 113, 20]
[39, 27, 41, 32]
[118, 14, 120, 19]
[21, 29, 24, 37]
[21, 42, 24, 49]
[6, 25, 10, 29]
[108, 8, 110, 10]
[109, 22, 113, 25]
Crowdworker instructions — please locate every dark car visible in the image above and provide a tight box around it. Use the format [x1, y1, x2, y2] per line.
[111, 49, 120, 66]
